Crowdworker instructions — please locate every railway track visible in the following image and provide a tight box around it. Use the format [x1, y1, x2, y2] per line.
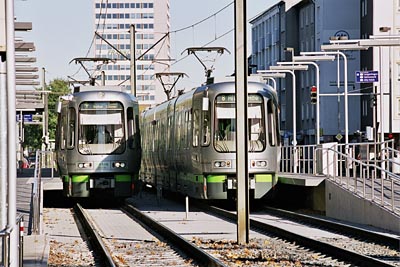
[73, 203, 225, 266]
[197, 202, 400, 267]
[128, 193, 351, 266]
[45, 192, 399, 266]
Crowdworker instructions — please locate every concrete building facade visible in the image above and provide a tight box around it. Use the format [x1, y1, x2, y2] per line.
[93, 0, 170, 110]
[251, 0, 362, 145]
[360, 0, 400, 144]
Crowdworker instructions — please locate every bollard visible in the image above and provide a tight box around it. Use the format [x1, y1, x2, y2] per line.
[185, 196, 189, 220]
[19, 220, 24, 267]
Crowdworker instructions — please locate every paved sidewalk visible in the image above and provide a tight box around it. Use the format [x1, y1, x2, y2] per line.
[23, 235, 49, 267]
[17, 168, 59, 266]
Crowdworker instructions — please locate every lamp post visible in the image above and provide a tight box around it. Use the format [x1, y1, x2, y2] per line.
[323, 37, 400, 145]
[280, 55, 335, 144]
[301, 51, 349, 146]
[251, 72, 286, 90]
[258, 65, 308, 173]
[277, 61, 321, 144]
[323, 37, 400, 178]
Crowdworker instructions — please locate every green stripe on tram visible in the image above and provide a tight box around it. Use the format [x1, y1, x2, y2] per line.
[255, 174, 272, 182]
[115, 174, 131, 182]
[71, 175, 89, 183]
[206, 175, 226, 183]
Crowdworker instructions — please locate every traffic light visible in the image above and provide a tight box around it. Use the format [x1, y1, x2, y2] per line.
[310, 86, 317, 104]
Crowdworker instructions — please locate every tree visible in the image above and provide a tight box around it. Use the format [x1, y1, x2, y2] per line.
[47, 79, 71, 140]
[23, 78, 71, 150]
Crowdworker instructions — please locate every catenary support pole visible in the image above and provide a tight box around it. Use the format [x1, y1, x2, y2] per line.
[0, 55, 7, 239]
[234, 0, 249, 244]
[130, 24, 136, 96]
[6, 0, 19, 265]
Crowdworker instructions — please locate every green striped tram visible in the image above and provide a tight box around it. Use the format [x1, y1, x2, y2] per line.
[55, 86, 141, 198]
[140, 77, 280, 200]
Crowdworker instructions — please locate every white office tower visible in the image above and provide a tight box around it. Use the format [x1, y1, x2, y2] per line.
[93, 0, 170, 109]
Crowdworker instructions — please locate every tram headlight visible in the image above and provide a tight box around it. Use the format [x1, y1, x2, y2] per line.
[113, 161, 127, 169]
[251, 160, 268, 168]
[213, 160, 232, 168]
[77, 162, 93, 169]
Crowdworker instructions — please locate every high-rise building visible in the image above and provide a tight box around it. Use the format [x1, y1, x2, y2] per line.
[93, 0, 170, 110]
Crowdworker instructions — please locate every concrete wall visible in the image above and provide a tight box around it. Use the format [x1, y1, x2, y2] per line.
[325, 179, 400, 234]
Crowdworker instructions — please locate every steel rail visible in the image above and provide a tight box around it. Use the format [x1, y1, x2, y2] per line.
[74, 204, 116, 267]
[262, 206, 400, 250]
[196, 202, 394, 267]
[123, 203, 227, 267]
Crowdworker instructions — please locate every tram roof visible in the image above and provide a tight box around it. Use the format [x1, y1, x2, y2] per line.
[74, 85, 123, 93]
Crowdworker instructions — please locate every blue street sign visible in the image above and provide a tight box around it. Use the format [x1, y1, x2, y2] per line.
[355, 70, 379, 83]
[16, 114, 33, 122]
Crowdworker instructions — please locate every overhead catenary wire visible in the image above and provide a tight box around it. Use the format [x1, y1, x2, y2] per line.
[72, 1, 234, 89]
[69, 0, 109, 79]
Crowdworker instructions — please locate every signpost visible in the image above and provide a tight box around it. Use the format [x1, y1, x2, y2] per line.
[16, 114, 32, 122]
[355, 70, 379, 83]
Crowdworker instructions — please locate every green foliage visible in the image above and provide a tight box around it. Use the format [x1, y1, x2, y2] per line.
[23, 78, 71, 150]
[23, 124, 42, 149]
[47, 79, 71, 139]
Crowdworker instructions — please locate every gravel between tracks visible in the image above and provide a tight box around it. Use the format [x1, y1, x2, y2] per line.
[43, 208, 97, 266]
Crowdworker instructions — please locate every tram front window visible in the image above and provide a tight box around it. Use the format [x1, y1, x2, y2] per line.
[214, 94, 265, 153]
[78, 102, 125, 154]
[214, 94, 236, 152]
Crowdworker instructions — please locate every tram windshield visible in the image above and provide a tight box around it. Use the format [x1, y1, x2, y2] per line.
[214, 94, 265, 152]
[78, 101, 125, 154]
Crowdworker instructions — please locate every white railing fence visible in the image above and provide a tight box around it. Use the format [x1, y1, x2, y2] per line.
[280, 140, 400, 215]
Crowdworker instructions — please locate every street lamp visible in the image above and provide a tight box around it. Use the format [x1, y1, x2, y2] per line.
[301, 51, 350, 146]
[258, 65, 308, 173]
[251, 73, 286, 90]
[325, 37, 400, 178]
[324, 37, 400, 144]
[282, 55, 335, 144]
[270, 65, 309, 71]
[277, 61, 321, 145]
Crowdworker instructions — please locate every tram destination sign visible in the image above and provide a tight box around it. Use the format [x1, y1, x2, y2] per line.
[355, 70, 379, 83]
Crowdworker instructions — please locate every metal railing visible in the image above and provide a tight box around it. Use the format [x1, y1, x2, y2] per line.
[280, 144, 316, 175]
[1, 215, 24, 267]
[314, 144, 400, 215]
[279, 140, 400, 215]
[31, 150, 56, 236]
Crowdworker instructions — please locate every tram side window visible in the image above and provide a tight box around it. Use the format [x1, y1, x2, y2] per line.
[248, 102, 265, 152]
[267, 100, 276, 146]
[60, 110, 67, 150]
[127, 107, 138, 149]
[186, 109, 192, 148]
[168, 115, 173, 150]
[193, 109, 199, 147]
[202, 109, 210, 146]
[67, 108, 76, 149]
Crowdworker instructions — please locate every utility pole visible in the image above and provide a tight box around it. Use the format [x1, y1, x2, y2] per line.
[0, 0, 7, 247]
[5, 0, 19, 265]
[234, 0, 249, 244]
[42, 67, 48, 151]
[130, 24, 136, 96]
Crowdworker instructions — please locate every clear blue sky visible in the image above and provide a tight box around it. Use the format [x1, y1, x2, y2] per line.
[15, 0, 278, 89]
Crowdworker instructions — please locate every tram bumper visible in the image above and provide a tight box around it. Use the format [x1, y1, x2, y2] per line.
[205, 174, 274, 199]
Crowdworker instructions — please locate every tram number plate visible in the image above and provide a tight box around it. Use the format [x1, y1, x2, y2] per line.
[94, 178, 114, 188]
